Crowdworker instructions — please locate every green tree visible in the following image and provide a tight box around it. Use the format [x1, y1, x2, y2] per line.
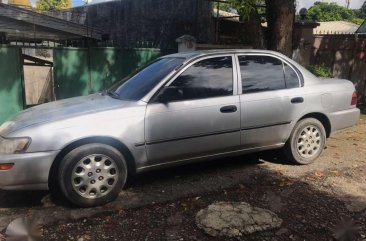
[36, 0, 71, 11]
[360, 1, 366, 18]
[213, 1, 232, 12]
[265, 0, 295, 57]
[306, 2, 356, 22]
[212, 0, 295, 57]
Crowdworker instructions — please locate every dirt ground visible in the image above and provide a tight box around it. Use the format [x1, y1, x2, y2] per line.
[1, 115, 365, 241]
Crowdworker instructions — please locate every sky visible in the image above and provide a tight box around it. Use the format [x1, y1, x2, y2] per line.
[69, 0, 364, 10]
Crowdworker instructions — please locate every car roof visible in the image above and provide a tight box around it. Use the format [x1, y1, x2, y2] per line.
[164, 49, 284, 60]
[164, 49, 319, 87]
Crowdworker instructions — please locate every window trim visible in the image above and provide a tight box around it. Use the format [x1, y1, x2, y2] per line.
[235, 53, 303, 95]
[148, 54, 238, 103]
[283, 61, 302, 89]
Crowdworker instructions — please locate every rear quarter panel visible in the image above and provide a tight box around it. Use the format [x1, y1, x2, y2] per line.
[293, 78, 358, 136]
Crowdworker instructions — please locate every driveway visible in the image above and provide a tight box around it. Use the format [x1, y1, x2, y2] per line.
[1, 115, 365, 240]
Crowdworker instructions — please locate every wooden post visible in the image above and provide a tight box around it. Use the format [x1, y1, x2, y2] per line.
[0, 32, 6, 44]
[215, 0, 220, 44]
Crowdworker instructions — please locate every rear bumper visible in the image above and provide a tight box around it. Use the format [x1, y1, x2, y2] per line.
[327, 108, 360, 133]
[0, 151, 59, 190]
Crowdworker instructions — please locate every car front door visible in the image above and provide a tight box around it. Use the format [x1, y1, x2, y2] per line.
[237, 54, 305, 149]
[144, 55, 241, 166]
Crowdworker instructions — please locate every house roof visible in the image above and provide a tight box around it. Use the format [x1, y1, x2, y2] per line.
[7, 0, 31, 8]
[0, 3, 103, 41]
[213, 8, 240, 22]
[313, 21, 360, 34]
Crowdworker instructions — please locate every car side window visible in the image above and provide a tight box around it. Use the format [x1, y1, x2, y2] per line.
[284, 63, 300, 88]
[239, 55, 286, 93]
[156, 56, 233, 102]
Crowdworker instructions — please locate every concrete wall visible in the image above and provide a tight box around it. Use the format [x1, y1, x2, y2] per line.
[310, 34, 366, 103]
[47, 0, 213, 51]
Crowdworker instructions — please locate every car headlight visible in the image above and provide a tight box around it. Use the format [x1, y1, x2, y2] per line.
[0, 136, 31, 154]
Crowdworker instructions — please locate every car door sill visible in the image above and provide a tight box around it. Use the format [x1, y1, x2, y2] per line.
[136, 143, 285, 173]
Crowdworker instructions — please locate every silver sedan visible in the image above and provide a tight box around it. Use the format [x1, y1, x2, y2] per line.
[0, 50, 360, 207]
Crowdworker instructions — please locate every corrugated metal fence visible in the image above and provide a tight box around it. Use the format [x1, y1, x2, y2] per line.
[0, 47, 24, 124]
[53, 47, 163, 99]
[0, 46, 164, 124]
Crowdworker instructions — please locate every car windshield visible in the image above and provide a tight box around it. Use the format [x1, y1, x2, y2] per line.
[108, 57, 185, 101]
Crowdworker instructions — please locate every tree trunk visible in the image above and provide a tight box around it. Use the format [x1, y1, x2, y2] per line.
[265, 0, 295, 57]
[243, 10, 266, 49]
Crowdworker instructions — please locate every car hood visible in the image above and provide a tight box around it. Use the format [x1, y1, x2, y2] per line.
[0, 94, 136, 135]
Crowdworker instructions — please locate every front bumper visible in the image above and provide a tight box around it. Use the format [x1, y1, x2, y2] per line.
[0, 151, 59, 190]
[327, 108, 360, 133]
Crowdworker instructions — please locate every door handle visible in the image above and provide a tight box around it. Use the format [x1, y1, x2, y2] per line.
[220, 105, 237, 113]
[291, 97, 304, 104]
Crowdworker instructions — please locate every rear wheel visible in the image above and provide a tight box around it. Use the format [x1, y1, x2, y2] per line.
[58, 144, 127, 207]
[284, 118, 326, 165]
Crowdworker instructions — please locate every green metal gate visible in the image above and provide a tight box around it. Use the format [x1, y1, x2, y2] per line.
[53, 48, 89, 99]
[0, 47, 24, 124]
[54, 48, 162, 99]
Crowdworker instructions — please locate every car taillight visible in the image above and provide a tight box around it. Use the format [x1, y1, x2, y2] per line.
[0, 163, 14, 171]
[351, 91, 357, 106]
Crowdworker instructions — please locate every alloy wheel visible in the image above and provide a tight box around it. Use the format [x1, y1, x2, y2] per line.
[296, 125, 322, 158]
[71, 154, 119, 199]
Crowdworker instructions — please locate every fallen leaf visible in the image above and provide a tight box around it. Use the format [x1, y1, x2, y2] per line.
[315, 171, 324, 177]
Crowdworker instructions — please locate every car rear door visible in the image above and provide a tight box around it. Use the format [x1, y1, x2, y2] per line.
[236, 53, 305, 149]
[144, 55, 241, 166]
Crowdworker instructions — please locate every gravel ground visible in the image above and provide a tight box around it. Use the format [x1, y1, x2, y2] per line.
[1, 115, 365, 241]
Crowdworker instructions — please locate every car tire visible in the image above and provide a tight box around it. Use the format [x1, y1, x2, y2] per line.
[58, 144, 127, 207]
[284, 118, 326, 165]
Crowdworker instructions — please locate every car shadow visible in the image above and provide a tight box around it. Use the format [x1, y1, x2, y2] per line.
[129, 154, 259, 186]
[0, 150, 289, 209]
[128, 149, 291, 188]
[0, 190, 48, 208]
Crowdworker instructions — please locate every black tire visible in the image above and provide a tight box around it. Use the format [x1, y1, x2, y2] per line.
[284, 118, 326, 165]
[58, 144, 127, 207]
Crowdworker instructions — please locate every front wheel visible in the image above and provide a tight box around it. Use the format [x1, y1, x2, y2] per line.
[284, 118, 326, 165]
[58, 144, 127, 207]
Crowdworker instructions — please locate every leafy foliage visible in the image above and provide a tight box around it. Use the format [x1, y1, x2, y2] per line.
[360, 1, 366, 18]
[307, 65, 332, 78]
[213, 1, 232, 12]
[352, 18, 365, 25]
[306, 2, 356, 22]
[36, 0, 72, 11]
[229, 0, 257, 21]
[214, 0, 264, 21]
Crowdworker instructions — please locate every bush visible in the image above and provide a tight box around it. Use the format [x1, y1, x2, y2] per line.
[307, 65, 332, 78]
[352, 18, 365, 25]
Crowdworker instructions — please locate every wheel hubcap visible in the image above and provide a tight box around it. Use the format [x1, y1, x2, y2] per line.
[71, 154, 118, 199]
[296, 125, 322, 158]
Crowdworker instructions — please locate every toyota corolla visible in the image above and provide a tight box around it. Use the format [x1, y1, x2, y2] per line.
[0, 50, 360, 207]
